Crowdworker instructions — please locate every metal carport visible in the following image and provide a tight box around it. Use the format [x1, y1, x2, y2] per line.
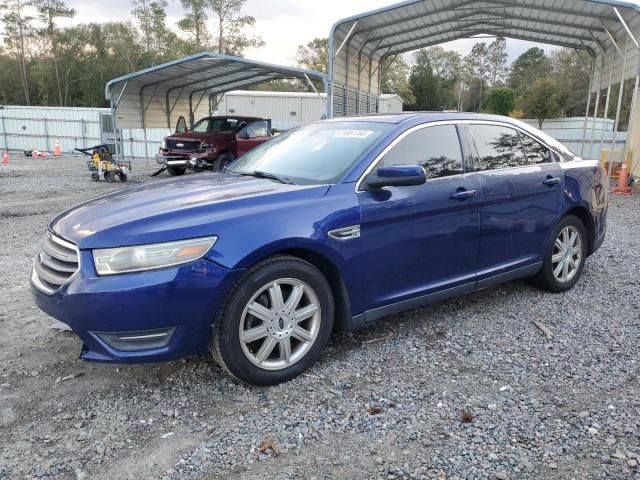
[328, 0, 640, 174]
[105, 52, 328, 161]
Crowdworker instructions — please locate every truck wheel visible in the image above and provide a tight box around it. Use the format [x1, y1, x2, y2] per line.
[167, 166, 186, 176]
[533, 215, 587, 293]
[212, 153, 233, 172]
[211, 255, 334, 386]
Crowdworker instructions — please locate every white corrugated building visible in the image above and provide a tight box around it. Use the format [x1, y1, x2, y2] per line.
[0, 92, 404, 156]
[216, 91, 404, 130]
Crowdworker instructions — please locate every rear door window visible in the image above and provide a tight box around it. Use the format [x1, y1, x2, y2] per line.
[470, 124, 527, 170]
[382, 124, 464, 178]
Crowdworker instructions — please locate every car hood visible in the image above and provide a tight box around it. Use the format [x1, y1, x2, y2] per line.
[50, 174, 330, 249]
[166, 132, 231, 142]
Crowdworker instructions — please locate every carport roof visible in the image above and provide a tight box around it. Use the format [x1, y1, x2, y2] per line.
[104, 52, 328, 131]
[105, 52, 327, 101]
[329, 0, 640, 59]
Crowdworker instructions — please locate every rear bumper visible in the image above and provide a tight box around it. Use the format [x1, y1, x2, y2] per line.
[31, 251, 244, 363]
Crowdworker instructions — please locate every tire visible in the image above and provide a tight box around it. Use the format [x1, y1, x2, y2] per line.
[211, 255, 334, 386]
[104, 171, 115, 183]
[91, 172, 100, 182]
[533, 215, 588, 293]
[118, 173, 128, 182]
[167, 166, 186, 176]
[212, 153, 234, 172]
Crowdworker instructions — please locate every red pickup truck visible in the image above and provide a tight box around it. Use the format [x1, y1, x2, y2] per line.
[156, 116, 272, 176]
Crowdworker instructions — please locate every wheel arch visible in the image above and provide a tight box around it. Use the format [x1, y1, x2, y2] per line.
[250, 247, 354, 333]
[563, 206, 595, 255]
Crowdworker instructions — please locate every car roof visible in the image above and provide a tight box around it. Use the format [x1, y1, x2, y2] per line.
[324, 111, 522, 125]
[202, 115, 263, 121]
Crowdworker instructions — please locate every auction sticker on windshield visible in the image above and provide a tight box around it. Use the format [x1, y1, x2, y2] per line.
[333, 130, 374, 138]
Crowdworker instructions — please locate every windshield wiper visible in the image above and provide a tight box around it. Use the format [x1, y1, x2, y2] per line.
[239, 170, 294, 185]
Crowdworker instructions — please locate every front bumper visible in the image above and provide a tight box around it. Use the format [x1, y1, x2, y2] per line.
[156, 150, 212, 167]
[31, 250, 244, 363]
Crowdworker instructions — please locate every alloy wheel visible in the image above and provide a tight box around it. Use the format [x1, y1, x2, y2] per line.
[551, 225, 583, 284]
[239, 278, 321, 371]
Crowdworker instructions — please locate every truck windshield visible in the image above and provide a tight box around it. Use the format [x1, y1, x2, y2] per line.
[227, 121, 393, 185]
[191, 118, 240, 134]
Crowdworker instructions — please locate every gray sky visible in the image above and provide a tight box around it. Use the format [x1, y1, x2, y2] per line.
[56, 0, 561, 66]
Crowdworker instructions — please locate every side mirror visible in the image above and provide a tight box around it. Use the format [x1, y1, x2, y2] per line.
[365, 165, 426, 189]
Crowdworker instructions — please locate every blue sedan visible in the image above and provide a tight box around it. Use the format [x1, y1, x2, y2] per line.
[31, 113, 608, 385]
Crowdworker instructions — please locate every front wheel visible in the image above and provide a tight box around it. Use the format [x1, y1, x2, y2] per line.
[534, 215, 587, 293]
[212, 153, 234, 172]
[167, 166, 186, 176]
[211, 256, 334, 386]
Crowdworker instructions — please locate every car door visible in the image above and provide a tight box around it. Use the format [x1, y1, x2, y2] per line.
[358, 123, 481, 316]
[465, 122, 564, 286]
[236, 120, 272, 157]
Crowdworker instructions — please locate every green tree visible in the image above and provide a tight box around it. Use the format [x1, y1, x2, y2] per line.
[296, 37, 328, 72]
[210, 0, 263, 56]
[422, 46, 461, 82]
[549, 48, 591, 117]
[32, 0, 75, 106]
[521, 78, 567, 128]
[408, 49, 441, 110]
[487, 37, 508, 85]
[463, 43, 490, 110]
[177, 0, 209, 50]
[1, 0, 34, 104]
[482, 87, 515, 115]
[380, 56, 414, 105]
[509, 47, 550, 97]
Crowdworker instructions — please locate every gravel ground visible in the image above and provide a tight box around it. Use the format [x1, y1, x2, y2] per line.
[1, 154, 639, 480]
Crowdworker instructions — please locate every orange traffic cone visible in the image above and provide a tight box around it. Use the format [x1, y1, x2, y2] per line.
[54, 140, 61, 156]
[612, 163, 633, 195]
[2, 152, 8, 165]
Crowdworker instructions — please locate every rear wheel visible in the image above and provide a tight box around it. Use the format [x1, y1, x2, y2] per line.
[534, 215, 587, 292]
[211, 256, 334, 386]
[167, 166, 186, 176]
[212, 153, 234, 172]
[104, 171, 115, 182]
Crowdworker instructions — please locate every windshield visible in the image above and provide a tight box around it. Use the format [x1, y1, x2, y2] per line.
[191, 118, 241, 134]
[227, 121, 393, 185]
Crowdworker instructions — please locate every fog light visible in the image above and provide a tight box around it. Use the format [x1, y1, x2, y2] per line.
[95, 328, 175, 352]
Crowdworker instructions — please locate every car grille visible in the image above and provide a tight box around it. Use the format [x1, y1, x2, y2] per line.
[32, 232, 79, 294]
[166, 139, 201, 151]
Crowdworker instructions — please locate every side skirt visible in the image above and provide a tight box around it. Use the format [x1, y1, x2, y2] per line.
[350, 262, 542, 331]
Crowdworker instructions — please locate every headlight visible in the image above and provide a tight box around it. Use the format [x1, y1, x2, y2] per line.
[160, 139, 167, 149]
[93, 237, 217, 275]
[201, 142, 211, 150]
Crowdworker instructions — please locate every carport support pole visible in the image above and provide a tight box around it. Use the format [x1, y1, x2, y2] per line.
[628, 73, 640, 176]
[589, 55, 605, 156]
[599, 48, 616, 165]
[607, 37, 629, 179]
[139, 90, 150, 166]
[1, 116, 7, 151]
[580, 61, 595, 157]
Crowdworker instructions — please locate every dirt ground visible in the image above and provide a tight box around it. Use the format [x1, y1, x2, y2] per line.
[1, 154, 639, 480]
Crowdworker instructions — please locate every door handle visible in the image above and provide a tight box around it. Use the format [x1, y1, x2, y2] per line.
[542, 176, 561, 186]
[450, 189, 478, 200]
